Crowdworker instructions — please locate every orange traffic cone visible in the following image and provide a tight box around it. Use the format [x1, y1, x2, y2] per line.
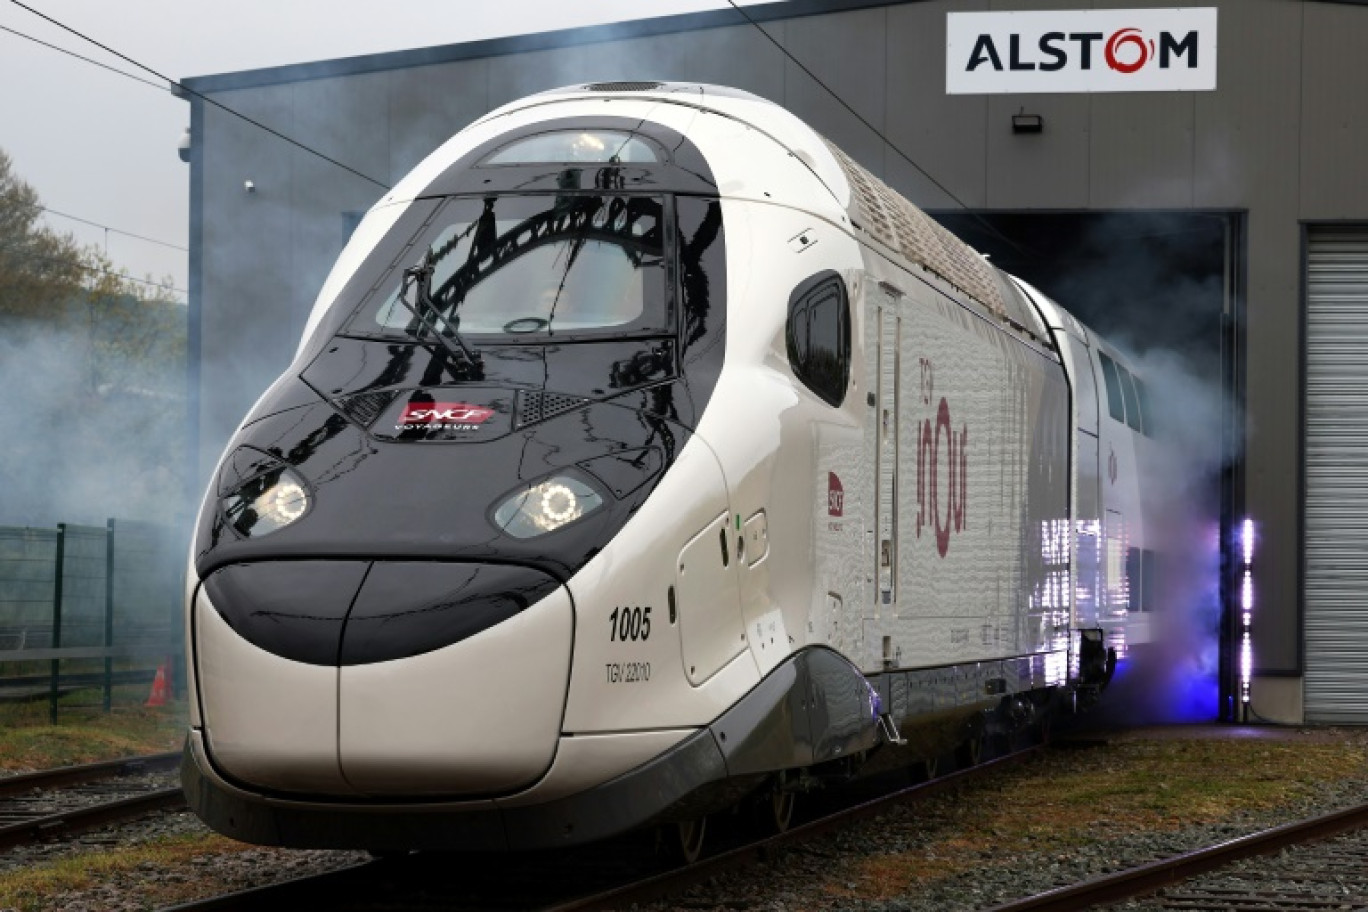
[146, 663, 170, 707]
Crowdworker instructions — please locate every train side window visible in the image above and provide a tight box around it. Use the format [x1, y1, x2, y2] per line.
[1098, 352, 1126, 424]
[1126, 547, 1141, 612]
[1066, 337, 1099, 435]
[1141, 548, 1156, 612]
[786, 271, 850, 407]
[1133, 376, 1154, 437]
[1117, 366, 1143, 433]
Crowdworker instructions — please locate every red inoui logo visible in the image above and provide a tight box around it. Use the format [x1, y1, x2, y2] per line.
[916, 398, 969, 558]
[397, 402, 494, 427]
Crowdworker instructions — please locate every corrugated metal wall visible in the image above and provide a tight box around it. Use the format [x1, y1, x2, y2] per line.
[1304, 226, 1368, 722]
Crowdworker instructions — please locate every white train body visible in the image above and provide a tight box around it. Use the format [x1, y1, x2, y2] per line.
[183, 83, 1146, 851]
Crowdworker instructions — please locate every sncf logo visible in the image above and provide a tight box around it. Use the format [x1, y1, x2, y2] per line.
[827, 472, 845, 517]
[397, 402, 494, 430]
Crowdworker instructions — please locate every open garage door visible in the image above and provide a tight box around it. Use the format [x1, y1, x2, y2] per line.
[1304, 226, 1368, 723]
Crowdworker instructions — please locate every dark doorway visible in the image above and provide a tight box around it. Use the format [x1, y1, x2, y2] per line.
[933, 210, 1243, 723]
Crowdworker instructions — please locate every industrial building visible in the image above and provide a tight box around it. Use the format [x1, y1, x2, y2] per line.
[179, 0, 1368, 725]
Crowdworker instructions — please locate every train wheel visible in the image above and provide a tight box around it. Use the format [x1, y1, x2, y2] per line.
[1036, 699, 1055, 744]
[769, 789, 797, 834]
[956, 736, 983, 768]
[675, 817, 707, 864]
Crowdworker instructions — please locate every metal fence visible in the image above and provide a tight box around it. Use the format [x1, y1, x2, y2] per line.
[0, 520, 184, 721]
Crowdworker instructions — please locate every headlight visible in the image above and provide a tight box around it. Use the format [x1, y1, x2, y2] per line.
[222, 467, 312, 538]
[493, 475, 604, 538]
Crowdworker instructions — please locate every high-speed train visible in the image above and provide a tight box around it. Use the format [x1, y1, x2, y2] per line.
[182, 82, 1156, 855]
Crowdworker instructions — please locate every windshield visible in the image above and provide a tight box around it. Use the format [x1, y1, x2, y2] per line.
[348, 194, 667, 341]
[482, 130, 659, 165]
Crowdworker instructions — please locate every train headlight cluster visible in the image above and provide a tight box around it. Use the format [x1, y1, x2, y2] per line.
[493, 475, 604, 538]
[222, 468, 312, 538]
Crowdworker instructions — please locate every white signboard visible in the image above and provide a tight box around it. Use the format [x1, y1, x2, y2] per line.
[946, 8, 1218, 94]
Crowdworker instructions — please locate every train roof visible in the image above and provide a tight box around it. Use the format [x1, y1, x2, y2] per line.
[381, 82, 1031, 333]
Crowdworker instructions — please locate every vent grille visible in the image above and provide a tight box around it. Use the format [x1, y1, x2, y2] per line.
[334, 390, 395, 428]
[820, 138, 1006, 320]
[584, 81, 662, 92]
[516, 390, 589, 428]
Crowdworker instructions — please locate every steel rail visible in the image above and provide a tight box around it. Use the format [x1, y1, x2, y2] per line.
[154, 862, 376, 912]
[549, 746, 1043, 912]
[0, 786, 185, 851]
[0, 750, 181, 797]
[982, 800, 1368, 912]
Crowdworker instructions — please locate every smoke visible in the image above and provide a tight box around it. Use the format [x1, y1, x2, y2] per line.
[0, 311, 189, 530]
[1114, 344, 1231, 724]
[933, 210, 1235, 724]
[1025, 212, 1233, 725]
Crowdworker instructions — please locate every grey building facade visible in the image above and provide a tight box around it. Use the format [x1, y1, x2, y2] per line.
[180, 0, 1368, 725]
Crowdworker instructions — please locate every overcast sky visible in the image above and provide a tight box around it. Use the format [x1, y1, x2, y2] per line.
[0, 1, 775, 302]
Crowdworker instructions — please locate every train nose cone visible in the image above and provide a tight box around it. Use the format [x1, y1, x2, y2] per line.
[194, 561, 570, 797]
[195, 562, 367, 794]
[338, 583, 573, 796]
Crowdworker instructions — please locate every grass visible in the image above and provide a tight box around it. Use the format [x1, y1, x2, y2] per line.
[832, 738, 1368, 901]
[0, 832, 255, 912]
[0, 689, 186, 771]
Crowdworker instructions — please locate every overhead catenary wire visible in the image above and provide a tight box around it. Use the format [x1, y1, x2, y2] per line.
[8, 0, 1014, 255]
[5, 0, 391, 192]
[0, 245, 187, 301]
[721, 0, 1033, 260]
[39, 207, 188, 253]
[0, 22, 167, 91]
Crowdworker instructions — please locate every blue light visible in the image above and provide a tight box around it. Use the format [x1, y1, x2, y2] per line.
[1240, 518, 1254, 710]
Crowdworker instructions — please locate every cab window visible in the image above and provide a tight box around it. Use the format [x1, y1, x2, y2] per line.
[786, 272, 850, 407]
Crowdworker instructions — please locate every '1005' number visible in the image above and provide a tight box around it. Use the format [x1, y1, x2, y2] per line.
[609, 606, 651, 642]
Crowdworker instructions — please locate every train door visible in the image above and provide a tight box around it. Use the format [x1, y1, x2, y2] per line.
[1068, 336, 1103, 630]
[871, 287, 901, 619]
[1104, 508, 1129, 653]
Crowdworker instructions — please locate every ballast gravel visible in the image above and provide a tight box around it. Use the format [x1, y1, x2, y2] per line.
[637, 726, 1368, 912]
[0, 804, 367, 912]
[1, 726, 1366, 912]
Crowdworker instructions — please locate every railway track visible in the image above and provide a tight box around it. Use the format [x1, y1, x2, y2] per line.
[153, 744, 1368, 912]
[155, 745, 1042, 912]
[0, 751, 183, 851]
[986, 797, 1368, 912]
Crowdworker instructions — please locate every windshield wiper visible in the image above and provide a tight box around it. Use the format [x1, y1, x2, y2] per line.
[395, 249, 484, 379]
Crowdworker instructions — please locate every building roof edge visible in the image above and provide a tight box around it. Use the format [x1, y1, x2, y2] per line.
[179, 0, 917, 93]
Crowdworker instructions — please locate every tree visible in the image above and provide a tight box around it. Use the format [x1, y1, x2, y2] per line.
[0, 149, 86, 324]
[0, 148, 187, 529]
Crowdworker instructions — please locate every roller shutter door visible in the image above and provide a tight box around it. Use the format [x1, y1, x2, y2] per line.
[1305, 226, 1368, 723]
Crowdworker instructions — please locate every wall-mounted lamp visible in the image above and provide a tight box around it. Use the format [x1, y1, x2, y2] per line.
[244, 180, 256, 194]
[1011, 111, 1044, 134]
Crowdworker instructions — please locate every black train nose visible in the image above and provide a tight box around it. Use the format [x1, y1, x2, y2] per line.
[202, 561, 559, 665]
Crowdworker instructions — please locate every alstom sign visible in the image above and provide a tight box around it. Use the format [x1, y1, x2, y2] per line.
[947, 8, 1217, 95]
